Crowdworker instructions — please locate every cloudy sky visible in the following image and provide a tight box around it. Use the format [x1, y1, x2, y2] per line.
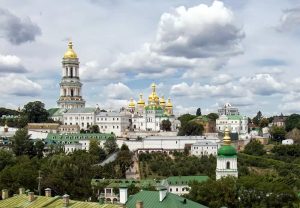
[0, 0, 300, 117]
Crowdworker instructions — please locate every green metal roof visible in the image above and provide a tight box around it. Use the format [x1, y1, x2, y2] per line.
[145, 105, 163, 111]
[48, 108, 64, 117]
[166, 176, 209, 186]
[126, 191, 208, 208]
[0, 194, 119, 208]
[46, 133, 114, 145]
[218, 145, 237, 156]
[226, 115, 244, 120]
[91, 179, 161, 189]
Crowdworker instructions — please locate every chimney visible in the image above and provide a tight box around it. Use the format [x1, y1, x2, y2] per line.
[159, 187, 167, 202]
[45, 188, 51, 197]
[136, 201, 143, 208]
[28, 192, 35, 202]
[63, 194, 70, 207]
[19, 188, 25, 195]
[119, 185, 128, 204]
[2, 189, 8, 200]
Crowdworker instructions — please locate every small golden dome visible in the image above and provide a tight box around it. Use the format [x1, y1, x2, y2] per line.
[166, 98, 173, 108]
[128, 98, 135, 108]
[138, 93, 145, 106]
[63, 41, 78, 59]
[160, 96, 166, 106]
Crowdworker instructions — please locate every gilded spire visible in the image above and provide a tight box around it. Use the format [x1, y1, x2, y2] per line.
[223, 127, 231, 145]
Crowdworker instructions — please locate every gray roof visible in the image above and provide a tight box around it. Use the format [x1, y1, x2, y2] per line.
[192, 141, 218, 146]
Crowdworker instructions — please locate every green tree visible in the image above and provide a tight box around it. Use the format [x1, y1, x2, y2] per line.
[89, 140, 106, 162]
[285, 114, 300, 132]
[104, 136, 118, 154]
[178, 114, 197, 127]
[187, 177, 238, 208]
[89, 125, 100, 133]
[35, 140, 45, 159]
[286, 128, 300, 144]
[0, 149, 15, 171]
[259, 117, 269, 128]
[196, 108, 202, 116]
[243, 140, 266, 156]
[161, 119, 171, 131]
[270, 126, 286, 142]
[253, 111, 262, 126]
[116, 144, 133, 178]
[22, 101, 49, 123]
[178, 121, 204, 136]
[207, 113, 219, 121]
[12, 128, 34, 156]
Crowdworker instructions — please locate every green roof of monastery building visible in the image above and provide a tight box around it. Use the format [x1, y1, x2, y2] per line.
[46, 133, 114, 145]
[0, 194, 119, 208]
[166, 176, 209, 186]
[125, 190, 208, 208]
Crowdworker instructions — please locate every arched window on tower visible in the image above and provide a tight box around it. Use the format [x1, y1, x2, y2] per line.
[71, 89, 74, 97]
[70, 67, 73, 77]
[226, 161, 230, 169]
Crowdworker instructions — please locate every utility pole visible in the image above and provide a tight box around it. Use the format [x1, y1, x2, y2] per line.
[37, 170, 42, 196]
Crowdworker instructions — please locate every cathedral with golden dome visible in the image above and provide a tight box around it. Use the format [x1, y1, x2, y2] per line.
[126, 83, 180, 132]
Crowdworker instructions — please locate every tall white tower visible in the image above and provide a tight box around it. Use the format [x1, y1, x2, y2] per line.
[57, 41, 85, 109]
[216, 128, 238, 180]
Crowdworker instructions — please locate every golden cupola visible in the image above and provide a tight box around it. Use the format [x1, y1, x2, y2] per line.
[137, 93, 145, 107]
[160, 96, 166, 107]
[148, 83, 159, 106]
[166, 98, 173, 108]
[63, 41, 78, 59]
[128, 98, 136, 109]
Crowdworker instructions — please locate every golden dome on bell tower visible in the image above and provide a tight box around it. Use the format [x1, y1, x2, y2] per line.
[63, 41, 78, 59]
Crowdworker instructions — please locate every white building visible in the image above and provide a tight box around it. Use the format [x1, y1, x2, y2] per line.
[282, 139, 294, 145]
[218, 103, 239, 116]
[163, 176, 209, 195]
[191, 141, 219, 157]
[62, 107, 99, 130]
[64, 143, 82, 154]
[216, 128, 238, 180]
[216, 115, 248, 134]
[95, 111, 131, 137]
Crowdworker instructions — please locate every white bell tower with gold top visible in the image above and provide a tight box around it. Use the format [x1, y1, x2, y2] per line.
[57, 41, 85, 109]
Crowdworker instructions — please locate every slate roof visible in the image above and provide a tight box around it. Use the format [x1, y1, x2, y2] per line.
[126, 191, 208, 208]
[0, 194, 119, 208]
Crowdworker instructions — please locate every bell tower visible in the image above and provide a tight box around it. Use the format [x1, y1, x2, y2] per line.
[57, 41, 85, 109]
[216, 128, 238, 180]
